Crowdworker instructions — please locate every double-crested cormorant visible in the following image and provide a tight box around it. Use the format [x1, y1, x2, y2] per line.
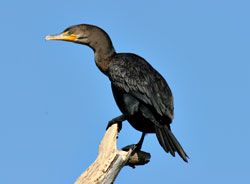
[46, 24, 188, 162]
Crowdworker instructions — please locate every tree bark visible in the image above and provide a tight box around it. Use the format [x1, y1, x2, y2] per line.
[74, 123, 151, 184]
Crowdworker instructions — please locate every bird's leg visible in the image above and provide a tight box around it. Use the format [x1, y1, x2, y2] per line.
[106, 114, 126, 132]
[122, 132, 146, 151]
[135, 132, 146, 150]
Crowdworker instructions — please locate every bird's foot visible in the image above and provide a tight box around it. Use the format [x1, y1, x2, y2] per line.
[122, 142, 142, 152]
[122, 144, 137, 168]
[106, 120, 122, 132]
[106, 115, 126, 132]
[122, 144, 144, 169]
[122, 144, 138, 152]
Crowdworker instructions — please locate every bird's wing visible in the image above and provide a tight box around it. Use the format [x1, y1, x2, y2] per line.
[109, 54, 174, 121]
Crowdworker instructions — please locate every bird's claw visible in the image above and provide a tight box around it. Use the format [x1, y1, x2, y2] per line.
[122, 144, 138, 169]
[122, 144, 137, 152]
[106, 119, 122, 132]
[106, 115, 126, 132]
[127, 163, 136, 169]
[123, 144, 148, 169]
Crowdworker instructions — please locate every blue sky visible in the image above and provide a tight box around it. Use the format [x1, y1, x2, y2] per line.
[0, 0, 250, 183]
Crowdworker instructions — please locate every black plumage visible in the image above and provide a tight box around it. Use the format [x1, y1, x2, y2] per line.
[46, 24, 188, 162]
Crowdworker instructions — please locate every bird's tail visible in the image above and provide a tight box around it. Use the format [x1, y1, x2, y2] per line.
[155, 125, 189, 162]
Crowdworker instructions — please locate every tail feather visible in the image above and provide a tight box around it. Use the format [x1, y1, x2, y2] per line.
[155, 127, 175, 156]
[155, 125, 189, 162]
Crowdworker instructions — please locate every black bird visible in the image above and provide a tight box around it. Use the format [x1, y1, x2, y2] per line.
[46, 24, 188, 162]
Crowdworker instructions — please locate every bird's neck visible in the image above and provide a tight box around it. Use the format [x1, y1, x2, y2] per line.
[90, 39, 116, 74]
[95, 51, 116, 75]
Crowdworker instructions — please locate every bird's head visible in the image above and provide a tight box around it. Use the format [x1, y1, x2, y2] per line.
[45, 24, 114, 55]
[45, 24, 96, 45]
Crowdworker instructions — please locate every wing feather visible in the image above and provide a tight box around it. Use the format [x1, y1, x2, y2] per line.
[109, 53, 174, 121]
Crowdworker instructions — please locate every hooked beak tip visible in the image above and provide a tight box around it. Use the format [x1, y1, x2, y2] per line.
[45, 35, 53, 41]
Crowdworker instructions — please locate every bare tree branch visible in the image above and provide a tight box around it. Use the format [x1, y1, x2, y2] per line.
[74, 123, 151, 184]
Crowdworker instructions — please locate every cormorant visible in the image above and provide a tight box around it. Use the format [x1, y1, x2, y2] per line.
[45, 24, 188, 162]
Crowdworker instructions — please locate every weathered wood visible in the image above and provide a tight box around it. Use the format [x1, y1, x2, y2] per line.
[74, 123, 150, 184]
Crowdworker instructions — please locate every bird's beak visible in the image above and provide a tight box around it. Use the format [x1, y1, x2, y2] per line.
[45, 32, 77, 42]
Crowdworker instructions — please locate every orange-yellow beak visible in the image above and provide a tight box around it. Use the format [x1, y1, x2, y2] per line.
[45, 31, 77, 42]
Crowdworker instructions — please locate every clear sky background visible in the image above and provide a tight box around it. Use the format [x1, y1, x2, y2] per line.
[0, 0, 249, 183]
